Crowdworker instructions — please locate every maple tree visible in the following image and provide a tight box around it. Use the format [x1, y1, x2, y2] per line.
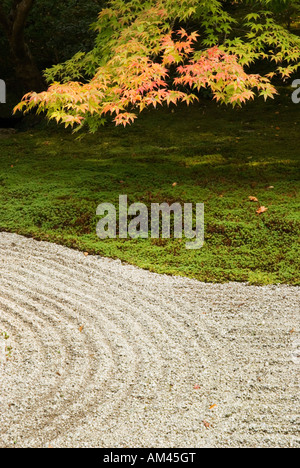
[15, 0, 300, 132]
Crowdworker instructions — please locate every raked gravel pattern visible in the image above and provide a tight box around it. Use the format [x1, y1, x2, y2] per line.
[0, 232, 299, 448]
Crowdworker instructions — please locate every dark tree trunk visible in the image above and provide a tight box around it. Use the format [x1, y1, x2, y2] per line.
[0, 0, 45, 93]
[9, 37, 45, 93]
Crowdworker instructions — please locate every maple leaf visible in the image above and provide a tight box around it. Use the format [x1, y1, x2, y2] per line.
[256, 206, 268, 214]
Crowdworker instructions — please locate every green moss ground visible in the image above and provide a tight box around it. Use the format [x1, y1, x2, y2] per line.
[0, 89, 299, 285]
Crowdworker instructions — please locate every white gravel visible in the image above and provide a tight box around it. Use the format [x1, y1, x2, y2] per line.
[0, 232, 299, 448]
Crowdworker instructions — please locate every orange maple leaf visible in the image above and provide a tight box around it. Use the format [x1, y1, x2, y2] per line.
[256, 206, 268, 214]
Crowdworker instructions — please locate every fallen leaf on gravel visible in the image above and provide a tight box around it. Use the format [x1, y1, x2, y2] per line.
[290, 328, 296, 334]
[79, 325, 84, 333]
[84, 252, 89, 257]
[194, 384, 200, 390]
[249, 196, 259, 202]
[256, 206, 268, 214]
[209, 404, 217, 410]
[203, 421, 210, 429]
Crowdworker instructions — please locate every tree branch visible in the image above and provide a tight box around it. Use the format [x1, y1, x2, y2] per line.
[0, 0, 35, 41]
[0, 0, 44, 92]
[0, 2, 10, 36]
[11, 0, 35, 43]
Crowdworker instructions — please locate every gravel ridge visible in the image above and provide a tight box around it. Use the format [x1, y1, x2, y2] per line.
[0, 232, 299, 448]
